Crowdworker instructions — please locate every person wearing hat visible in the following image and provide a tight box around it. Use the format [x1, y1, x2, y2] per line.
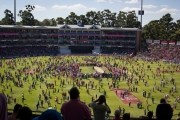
[33, 109, 62, 120]
[113, 110, 122, 120]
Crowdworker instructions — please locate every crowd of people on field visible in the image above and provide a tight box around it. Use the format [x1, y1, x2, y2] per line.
[0, 54, 180, 120]
[137, 44, 180, 63]
[1, 88, 180, 120]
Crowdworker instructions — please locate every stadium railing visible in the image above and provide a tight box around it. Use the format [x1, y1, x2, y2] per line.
[7, 109, 161, 120]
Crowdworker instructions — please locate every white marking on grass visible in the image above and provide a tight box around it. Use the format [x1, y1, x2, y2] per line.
[94, 66, 104, 73]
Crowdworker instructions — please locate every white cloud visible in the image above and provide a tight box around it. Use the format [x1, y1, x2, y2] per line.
[144, 8, 180, 14]
[121, 7, 140, 12]
[89, 7, 97, 11]
[96, 0, 106, 2]
[125, 0, 138, 4]
[157, 8, 179, 13]
[160, 5, 168, 7]
[34, 5, 46, 11]
[95, 0, 122, 3]
[52, 4, 96, 11]
[108, 0, 114, 3]
[143, 4, 157, 9]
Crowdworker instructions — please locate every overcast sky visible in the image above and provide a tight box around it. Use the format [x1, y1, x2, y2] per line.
[0, 0, 180, 26]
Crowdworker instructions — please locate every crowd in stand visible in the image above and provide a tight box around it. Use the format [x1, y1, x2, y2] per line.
[101, 47, 135, 54]
[0, 46, 59, 57]
[102, 31, 136, 35]
[0, 29, 58, 34]
[0, 88, 179, 120]
[137, 44, 180, 63]
[0, 41, 59, 46]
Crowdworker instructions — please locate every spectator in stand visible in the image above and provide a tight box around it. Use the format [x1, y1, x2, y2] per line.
[113, 110, 122, 120]
[16, 106, 32, 120]
[139, 111, 154, 120]
[61, 87, 91, 120]
[89, 95, 111, 120]
[33, 109, 62, 120]
[8, 104, 22, 120]
[156, 98, 173, 120]
[0, 93, 7, 120]
[146, 111, 153, 120]
[123, 113, 130, 120]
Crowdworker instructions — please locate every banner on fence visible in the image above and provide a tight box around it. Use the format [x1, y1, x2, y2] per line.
[169, 40, 176, 45]
[161, 40, 168, 44]
[146, 39, 152, 43]
[153, 40, 160, 44]
[177, 41, 180, 45]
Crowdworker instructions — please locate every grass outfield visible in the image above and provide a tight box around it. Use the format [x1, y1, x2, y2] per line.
[0, 56, 180, 119]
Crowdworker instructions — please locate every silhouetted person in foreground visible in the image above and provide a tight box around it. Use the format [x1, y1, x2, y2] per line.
[0, 93, 7, 120]
[16, 106, 32, 120]
[61, 87, 91, 120]
[89, 95, 111, 120]
[156, 98, 172, 120]
[123, 113, 130, 120]
[8, 104, 22, 120]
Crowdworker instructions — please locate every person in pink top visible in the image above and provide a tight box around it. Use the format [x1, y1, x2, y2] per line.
[61, 87, 91, 120]
[0, 93, 8, 120]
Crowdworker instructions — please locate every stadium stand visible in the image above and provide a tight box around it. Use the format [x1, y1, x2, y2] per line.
[0, 22, 141, 58]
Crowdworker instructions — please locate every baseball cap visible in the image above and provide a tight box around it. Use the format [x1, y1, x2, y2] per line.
[33, 109, 62, 120]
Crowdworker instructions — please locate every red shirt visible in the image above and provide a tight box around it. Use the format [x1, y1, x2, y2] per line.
[113, 118, 122, 120]
[61, 99, 91, 120]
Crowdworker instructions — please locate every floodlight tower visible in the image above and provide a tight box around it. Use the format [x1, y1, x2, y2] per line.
[14, 0, 16, 25]
[140, 0, 143, 29]
[138, 0, 144, 29]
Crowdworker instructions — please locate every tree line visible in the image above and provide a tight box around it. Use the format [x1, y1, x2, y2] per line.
[0, 4, 180, 41]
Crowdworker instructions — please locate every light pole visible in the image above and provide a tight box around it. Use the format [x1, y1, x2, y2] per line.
[140, 0, 143, 29]
[14, 0, 16, 25]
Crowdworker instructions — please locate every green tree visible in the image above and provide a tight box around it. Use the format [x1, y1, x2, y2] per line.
[16, 21, 23, 25]
[50, 18, 57, 26]
[176, 20, 180, 29]
[117, 11, 127, 27]
[18, 5, 35, 25]
[117, 11, 140, 28]
[142, 13, 179, 41]
[0, 9, 14, 25]
[175, 29, 180, 41]
[126, 11, 140, 28]
[56, 17, 64, 24]
[41, 19, 51, 26]
[77, 15, 88, 25]
[34, 19, 42, 26]
[95, 11, 104, 25]
[65, 12, 78, 24]
[86, 11, 97, 25]
[159, 13, 174, 40]
[142, 20, 165, 40]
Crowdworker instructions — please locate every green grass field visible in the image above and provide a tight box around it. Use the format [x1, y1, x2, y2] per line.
[0, 56, 180, 119]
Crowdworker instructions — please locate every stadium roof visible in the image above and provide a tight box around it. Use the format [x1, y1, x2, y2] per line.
[0, 25, 141, 31]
